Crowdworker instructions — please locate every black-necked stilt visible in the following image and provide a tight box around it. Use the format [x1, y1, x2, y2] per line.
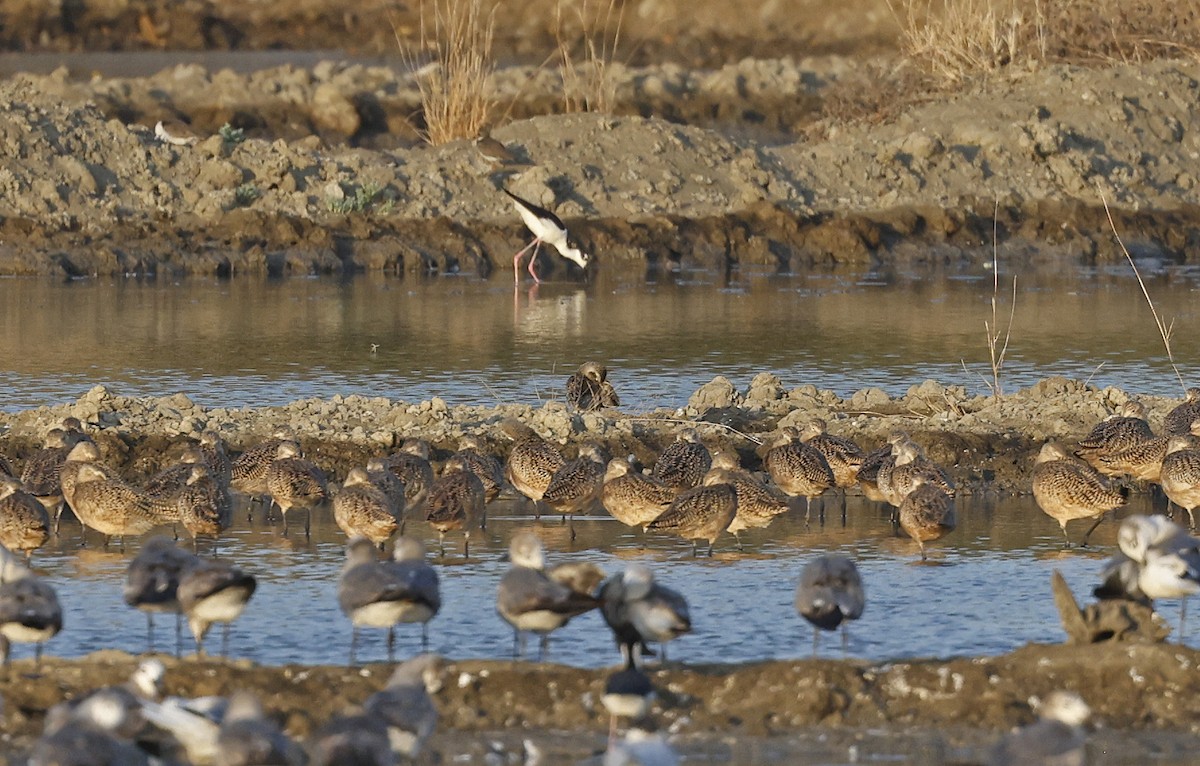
[504, 189, 590, 283]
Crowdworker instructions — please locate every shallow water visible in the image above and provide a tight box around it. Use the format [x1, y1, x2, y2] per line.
[23, 492, 1177, 668]
[2, 262, 1200, 413]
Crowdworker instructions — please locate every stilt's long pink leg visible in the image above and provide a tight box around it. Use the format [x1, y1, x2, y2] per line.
[513, 238, 539, 283]
[528, 241, 543, 283]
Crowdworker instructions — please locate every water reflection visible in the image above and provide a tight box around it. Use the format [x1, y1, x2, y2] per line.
[27, 493, 1179, 667]
[0, 263, 1198, 413]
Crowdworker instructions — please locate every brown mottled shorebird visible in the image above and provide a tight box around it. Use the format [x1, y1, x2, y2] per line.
[333, 467, 399, 548]
[1099, 418, 1200, 484]
[0, 543, 62, 665]
[704, 452, 789, 548]
[0, 479, 49, 559]
[566, 361, 620, 411]
[454, 435, 505, 504]
[198, 429, 232, 487]
[496, 531, 599, 660]
[177, 555, 257, 657]
[601, 457, 677, 528]
[338, 537, 441, 661]
[230, 429, 295, 499]
[264, 442, 328, 538]
[882, 440, 955, 508]
[898, 477, 956, 560]
[644, 481, 738, 556]
[177, 465, 232, 545]
[58, 440, 109, 532]
[542, 443, 608, 539]
[365, 457, 407, 522]
[1165, 388, 1200, 437]
[651, 428, 712, 489]
[795, 554, 864, 656]
[798, 419, 865, 489]
[1032, 441, 1127, 546]
[500, 419, 566, 515]
[1160, 435, 1200, 529]
[763, 427, 834, 521]
[1075, 400, 1154, 475]
[856, 444, 893, 504]
[379, 439, 435, 514]
[71, 464, 178, 549]
[123, 536, 197, 654]
[19, 425, 90, 529]
[425, 457, 486, 557]
[143, 445, 206, 502]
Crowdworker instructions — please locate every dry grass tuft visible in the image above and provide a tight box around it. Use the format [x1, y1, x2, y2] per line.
[555, 0, 626, 113]
[887, 0, 1200, 83]
[400, 0, 497, 146]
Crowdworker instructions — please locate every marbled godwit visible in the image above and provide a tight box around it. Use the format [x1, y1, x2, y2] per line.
[176, 465, 232, 545]
[542, 443, 608, 539]
[601, 457, 677, 528]
[123, 536, 197, 655]
[229, 429, 295, 498]
[338, 537, 441, 661]
[425, 458, 486, 557]
[379, 438, 436, 514]
[0, 543, 62, 665]
[985, 690, 1089, 766]
[599, 563, 691, 667]
[333, 467, 399, 547]
[454, 435, 506, 504]
[1075, 400, 1154, 474]
[763, 427, 834, 521]
[70, 464, 178, 549]
[142, 445, 206, 501]
[883, 440, 955, 508]
[795, 554, 864, 656]
[215, 692, 305, 766]
[19, 425, 90, 528]
[500, 419, 566, 515]
[1031, 441, 1127, 546]
[264, 441, 328, 538]
[0, 479, 49, 559]
[496, 531, 599, 660]
[798, 419, 865, 489]
[704, 452, 789, 548]
[505, 188, 591, 284]
[58, 440, 109, 532]
[567, 361, 620, 411]
[177, 555, 257, 657]
[602, 667, 655, 740]
[898, 476, 956, 560]
[856, 444, 892, 504]
[1165, 388, 1200, 436]
[365, 457, 407, 523]
[645, 481, 737, 557]
[651, 428, 712, 490]
[1160, 435, 1200, 529]
[363, 653, 442, 761]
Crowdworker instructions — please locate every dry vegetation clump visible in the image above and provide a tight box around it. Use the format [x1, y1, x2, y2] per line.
[554, 0, 626, 113]
[887, 0, 1200, 83]
[402, 0, 497, 145]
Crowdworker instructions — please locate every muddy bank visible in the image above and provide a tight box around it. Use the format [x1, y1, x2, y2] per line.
[0, 376, 1178, 496]
[0, 58, 1197, 276]
[1, 642, 1198, 761]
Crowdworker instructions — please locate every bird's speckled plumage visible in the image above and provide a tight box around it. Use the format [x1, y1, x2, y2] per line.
[651, 429, 712, 489]
[71, 464, 178, 545]
[601, 457, 677, 528]
[0, 479, 50, 558]
[645, 482, 737, 556]
[425, 460, 486, 556]
[1160, 436, 1200, 528]
[1165, 388, 1200, 437]
[378, 439, 435, 513]
[798, 419, 865, 489]
[1032, 441, 1127, 545]
[264, 442, 328, 536]
[763, 428, 834, 511]
[500, 419, 566, 504]
[177, 465, 232, 542]
[703, 459, 789, 543]
[229, 430, 296, 497]
[898, 479, 956, 560]
[453, 436, 505, 503]
[566, 361, 620, 411]
[542, 444, 608, 534]
[333, 467, 399, 546]
[1076, 401, 1154, 474]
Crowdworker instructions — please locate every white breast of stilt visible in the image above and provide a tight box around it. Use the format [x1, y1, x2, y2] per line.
[513, 202, 568, 251]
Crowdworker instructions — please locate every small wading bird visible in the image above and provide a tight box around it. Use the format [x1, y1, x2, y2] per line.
[795, 554, 864, 657]
[504, 188, 590, 284]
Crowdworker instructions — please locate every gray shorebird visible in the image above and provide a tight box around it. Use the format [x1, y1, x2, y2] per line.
[566, 361, 620, 411]
[763, 427, 835, 521]
[264, 441, 328, 537]
[1032, 441, 1127, 546]
[123, 536, 197, 655]
[176, 465, 232, 545]
[601, 457, 677, 528]
[70, 464, 178, 549]
[338, 536, 441, 662]
[504, 188, 591, 284]
[216, 692, 305, 766]
[229, 429, 296, 499]
[496, 531, 599, 660]
[0, 543, 62, 665]
[1076, 400, 1154, 475]
[542, 443, 608, 539]
[1165, 388, 1200, 437]
[644, 482, 737, 557]
[897, 476, 956, 560]
[599, 563, 691, 667]
[795, 554, 864, 656]
[0, 479, 50, 559]
[333, 467, 399, 547]
[425, 458, 486, 557]
[1160, 435, 1200, 528]
[703, 454, 789, 548]
[651, 428, 712, 490]
[379, 439, 435, 513]
[19, 424, 90, 528]
[985, 690, 1090, 766]
[454, 435, 505, 504]
[177, 555, 257, 657]
[1097, 514, 1200, 638]
[500, 419, 566, 515]
[363, 653, 442, 761]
